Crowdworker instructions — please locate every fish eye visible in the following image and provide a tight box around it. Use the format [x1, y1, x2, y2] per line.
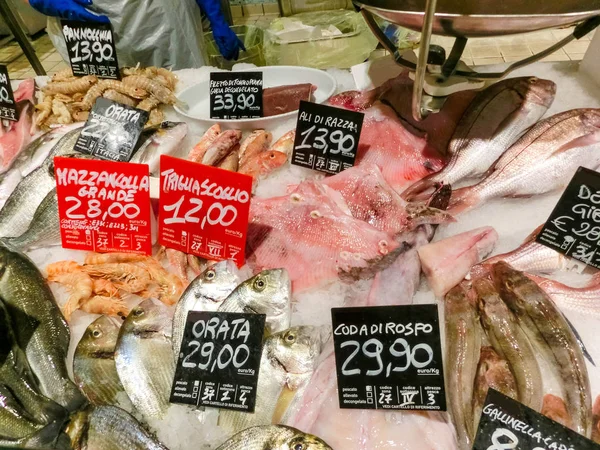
[92, 329, 102, 338]
[285, 332, 296, 343]
[132, 308, 144, 317]
[253, 277, 266, 291]
[270, 153, 275, 159]
[294, 444, 304, 450]
[205, 270, 216, 280]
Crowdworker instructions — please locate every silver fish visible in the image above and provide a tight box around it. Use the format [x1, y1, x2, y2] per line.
[216, 425, 332, 450]
[218, 268, 291, 335]
[0, 384, 41, 439]
[130, 121, 187, 176]
[172, 260, 240, 359]
[74, 316, 129, 407]
[0, 242, 86, 412]
[448, 109, 600, 214]
[115, 300, 175, 420]
[0, 127, 81, 238]
[403, 77, 556, 200]
[219, 326, 326, 434]
[0, 419, 68, 449]
[4, 188, 59, 251]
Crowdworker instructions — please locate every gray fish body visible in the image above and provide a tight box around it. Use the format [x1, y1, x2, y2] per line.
[115, 300, 175, 420]
[172, 260, 240, 359]
[216, 425, 332, 450]
[0, 242, 86, 412]
[74, 316, 129, 408]
[0, 385, 41, 439]
[0, 419, 68, 449]
[129, 122, 187, 176]
[219, 269, 291, 335]
[0, 128, 81, 238]
[219, 326, 325, 434]
[4, 188, 60, 251]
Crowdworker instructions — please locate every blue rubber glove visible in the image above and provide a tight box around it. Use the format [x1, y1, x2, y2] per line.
[196, 0, 245, 60]
[29, 0, 109, 23]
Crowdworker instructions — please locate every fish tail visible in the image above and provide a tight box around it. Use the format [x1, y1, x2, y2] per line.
[446, 186, 481, 215]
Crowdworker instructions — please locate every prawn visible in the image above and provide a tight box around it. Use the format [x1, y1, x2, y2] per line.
[46, 260, 82, 277]
[49, 272, 93, 321]
[35, 95, 53, 126]
[92, 278, 120, 298]
[136, 96, 160, 112]
[85, 252, 148, 265]
[80, 295, 129, 317]
[51, 99, 72, 124]
[72, 110, 89, 122]
[42, 75, 97, 95]
[122, 75, 177, 104]
[165, 249, 188, 283]
[51, 67, 73, 82]
[138, 261, 184, 305]
[82, 263, 150, 293]
[102, 89, 137, 107]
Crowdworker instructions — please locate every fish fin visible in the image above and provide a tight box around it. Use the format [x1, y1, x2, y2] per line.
[401, 174, 440, 201]
[272, 385, 297, 425]
[446, 186, 481, 215]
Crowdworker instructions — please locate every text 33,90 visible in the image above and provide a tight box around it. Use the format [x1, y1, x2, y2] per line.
[213, 93, 256, 113]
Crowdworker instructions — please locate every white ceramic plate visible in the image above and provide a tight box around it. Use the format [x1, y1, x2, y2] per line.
[174, 66, 337, 130]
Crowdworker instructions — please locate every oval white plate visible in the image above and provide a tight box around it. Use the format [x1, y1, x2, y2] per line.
[174, 66, 336, 130]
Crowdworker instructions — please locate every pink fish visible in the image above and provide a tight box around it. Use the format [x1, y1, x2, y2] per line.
[246, 181, 400, 291]
[238, 150, 287, 181]
[187, 123, 220, 163]
[0, 79, 36, 174]
[418, 227, 498, 297]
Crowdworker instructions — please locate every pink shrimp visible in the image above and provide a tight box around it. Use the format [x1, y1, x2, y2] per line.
[80, 296, 129, 317]
[46, 261, 82, 278]
[138, 261, 184, 305]
[92, 278, 121, 297]
[85, 252, 147, 265]
[49, 272, 93, 321]
[82, 263, 150, 294]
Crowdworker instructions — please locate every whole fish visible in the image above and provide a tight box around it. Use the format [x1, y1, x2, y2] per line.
[492, 261, 592, 437]
[218, 149, 239, 172]
[0, 297, 66, 425]
[448, 109, 600, 214]
[474, 278, 542, 411]
[68, 406, 169, 450]
[0, 242, 86, 411]
[188, 123, 221, 162]
[0, 384, 41, 439]
[202, 130, 242, 166]
[531, 274, 600, 319]
[239, 130, 272, 166]
[219, 326, 325, 434]
[216, 425, 332, 450]
[472, 347, 518, 433]
[4, 188, 59, 251]
[403, 77, 556, 200]
[115, 300, 175, 420]
[0, 419, 67, 449]
[129, 121, 187, 176]
[269, 130, 295, 156]
[444, 283, 482, 449]
[74, 316, 129, 407]
[218, 269, 291, 335]
[172, 260, 240, 359]
[0, 127, 81, 238]
[238, 150, 287, 182]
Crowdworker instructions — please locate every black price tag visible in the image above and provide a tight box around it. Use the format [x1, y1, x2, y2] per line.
[0, 65, 18, 122]
[331, 305, 445, 411]
[209, 72, 263, 119]
[74, 98, 149, 161]
[474, 389, 599, 449]
[61, 20, 120, 79]
[170, 311, 266, 412]
[291, 101, 363, 175]
[537, 167, 600, 269]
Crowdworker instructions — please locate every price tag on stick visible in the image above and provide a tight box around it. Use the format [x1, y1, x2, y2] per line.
[74, 98, 149, 162]
[61, 20, 120, 79]
[291, 101, 364, 175]
[537, 167, 600, 269]
[473, 389, 600, 449]
[54, 157, 152, 255]
[158, 155, 252, 266]
[0, 65, 17, 121]
[209, 72, 263, 120]
[170, 311, 266, 412]
[331, 305, 446, 411]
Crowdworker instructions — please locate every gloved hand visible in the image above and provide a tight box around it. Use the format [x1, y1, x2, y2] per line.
[29, 0, 109, 23]
[196, 0, 245, 60]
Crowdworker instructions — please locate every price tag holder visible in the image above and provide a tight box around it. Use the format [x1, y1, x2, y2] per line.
[473, 389, 599, 449]
[74, 98, 149, 162]
[158, 155, 252, 266]
[291, 101, 364, 175]
[54, 156, 152, 255]
[61, 20, 120, 79]
[209, 72, 263, 120]
[0, 65, 17, 121]
[331, 304, 445, 411]
[537, 167, 600, 269]
[170, 311, 266, 412]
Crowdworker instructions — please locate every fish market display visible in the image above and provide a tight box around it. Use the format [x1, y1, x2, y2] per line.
[403, 77, 556, 200]
[530, 274, 600, 318]
[448, 109, 600, 214]
[73, 316, 129, 407]
[219, 326, 325, 434]
[216, 425, 332, 450]
[172, 260, 241, 357]
[0, 79, 36, 175]
[219, 269, 292, 335]
[115, 300, 175, 420]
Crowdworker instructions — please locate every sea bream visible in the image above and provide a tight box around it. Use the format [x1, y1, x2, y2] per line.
[246, 181, 401, 291]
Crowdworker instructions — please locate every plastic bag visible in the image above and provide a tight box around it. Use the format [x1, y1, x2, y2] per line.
[263, 10, 379, 69]
[46, 0, 207, 70]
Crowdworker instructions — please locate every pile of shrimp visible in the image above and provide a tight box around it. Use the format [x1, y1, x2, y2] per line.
[46, 252, 184, 321]
[35, 65, 178, 129]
